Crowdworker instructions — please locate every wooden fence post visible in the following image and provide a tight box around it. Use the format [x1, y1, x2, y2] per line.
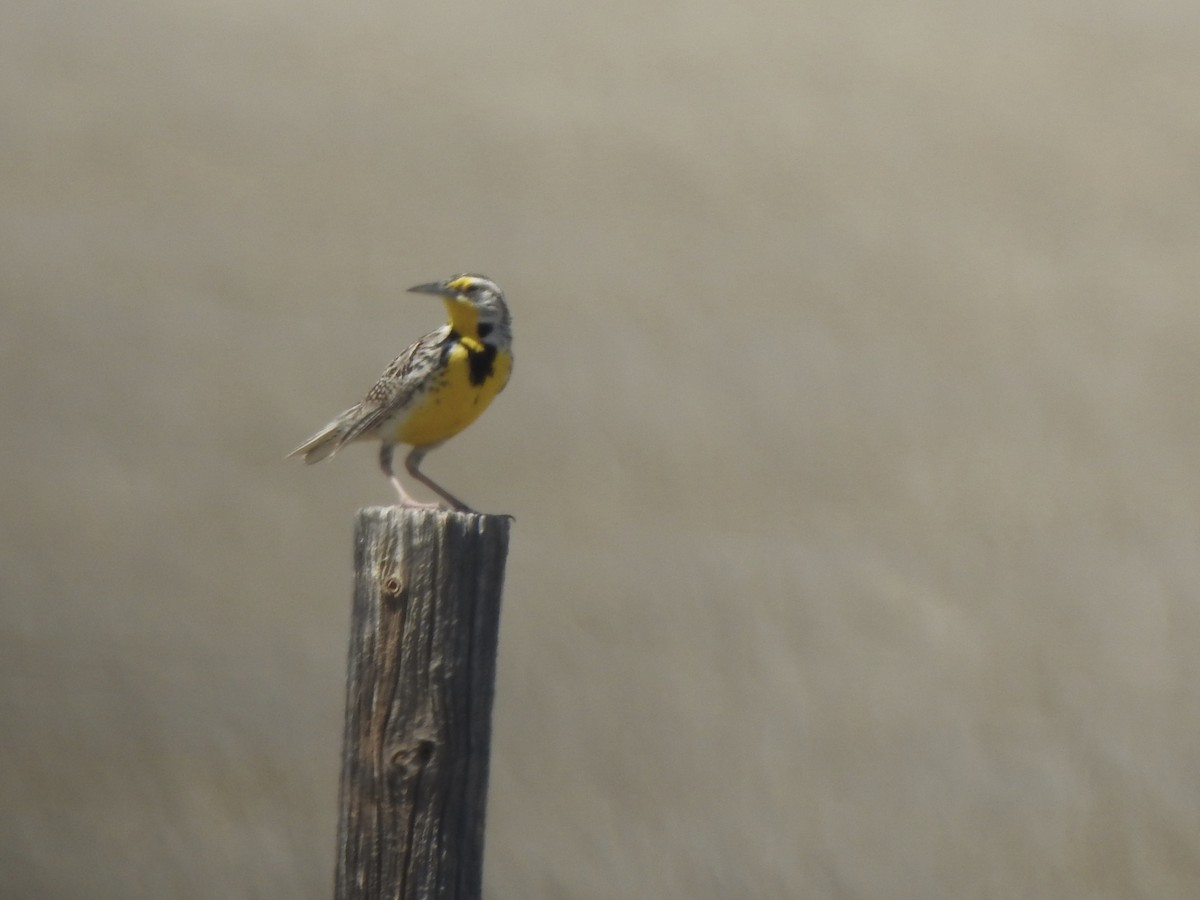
[334, 507, 511, 900]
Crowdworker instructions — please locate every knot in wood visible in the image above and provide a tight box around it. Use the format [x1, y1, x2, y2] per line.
[389, 738, 437, 773]
[380, 570, 404, 598]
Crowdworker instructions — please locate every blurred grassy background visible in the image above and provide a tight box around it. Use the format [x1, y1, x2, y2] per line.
[3, 0, 1200, 897]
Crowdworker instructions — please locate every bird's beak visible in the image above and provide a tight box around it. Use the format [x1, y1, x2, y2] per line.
[407, 280, 454, 298]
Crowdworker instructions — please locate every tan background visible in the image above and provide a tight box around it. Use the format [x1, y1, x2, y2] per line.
[3, 0, 1200, 897]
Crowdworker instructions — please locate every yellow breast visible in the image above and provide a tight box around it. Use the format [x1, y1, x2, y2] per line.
[394, 342, 512, 448]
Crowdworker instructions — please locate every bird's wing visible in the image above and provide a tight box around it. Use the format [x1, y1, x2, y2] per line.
[338, 327, 448, 444]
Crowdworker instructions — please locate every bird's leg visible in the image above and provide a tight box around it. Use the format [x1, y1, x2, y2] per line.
[404, 447, 473, 512]
[379, 444, 439, 509]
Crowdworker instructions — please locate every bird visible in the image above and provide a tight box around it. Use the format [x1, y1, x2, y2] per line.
[288, 274, 513, 511]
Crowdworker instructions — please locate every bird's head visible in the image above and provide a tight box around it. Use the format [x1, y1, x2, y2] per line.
[408, 274, 511, 345]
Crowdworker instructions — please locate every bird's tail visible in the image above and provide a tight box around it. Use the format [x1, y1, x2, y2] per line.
[287, 406, 361, 464]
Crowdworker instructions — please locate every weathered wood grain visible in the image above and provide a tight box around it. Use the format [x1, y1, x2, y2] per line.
[334, 508, 511, 900]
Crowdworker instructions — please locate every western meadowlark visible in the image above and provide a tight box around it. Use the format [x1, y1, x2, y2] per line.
[288, 274, 513, 511]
